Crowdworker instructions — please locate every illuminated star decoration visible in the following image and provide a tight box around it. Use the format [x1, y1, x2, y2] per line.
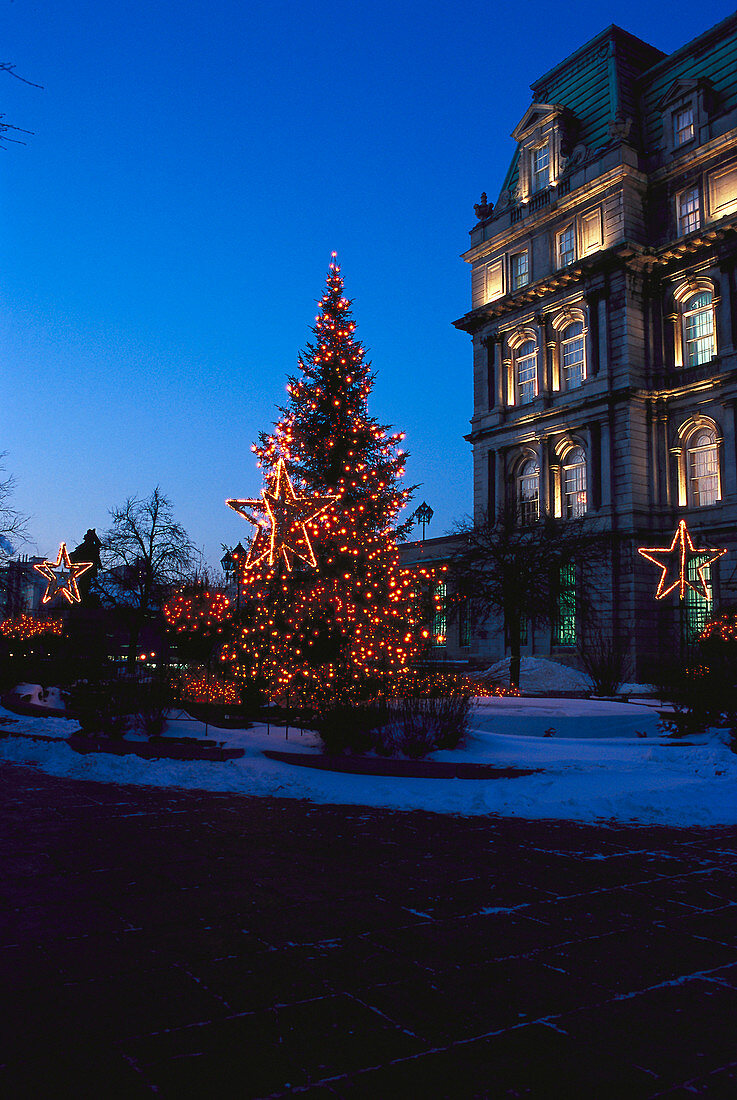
[226, 457, 338, 571]
[33, 542, 93, 605]
[638, 520, 727, 600]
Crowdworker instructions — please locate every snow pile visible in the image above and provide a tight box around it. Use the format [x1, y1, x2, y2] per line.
[484, 657, 593, 694]
[8, 684, 68, 711]
[2, 697, 737, 827]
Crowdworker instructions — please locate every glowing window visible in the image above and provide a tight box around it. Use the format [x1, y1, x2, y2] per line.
[518, 458, 540, 525]
[558, 225, 575, 268]
[678, 187, 700, 236]
[532, 145, 550, 192]
[431, 581, 447, 647]
[516, 340, 537, 405]
[510, 251, 529, 291]
[554, 562, 576, 646]
[688, 428, 720, 507]
[684, 560, 712, 646]
[683, 291, 714, 367]
[563, 447, 587, 518]
[561, 322, 585, 388]
[674, 106, 695, 146]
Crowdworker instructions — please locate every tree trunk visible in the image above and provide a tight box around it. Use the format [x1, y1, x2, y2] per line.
[509, 615, 522, 689]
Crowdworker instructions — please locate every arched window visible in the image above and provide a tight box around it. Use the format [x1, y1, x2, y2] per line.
[517, 458, 540, 525]
[683, 290, 715, 367]
[687, 427, 720, 507]
[516, 340, 537, 404]
[562, 447, 587, 518]
[561, 321, 585, 388]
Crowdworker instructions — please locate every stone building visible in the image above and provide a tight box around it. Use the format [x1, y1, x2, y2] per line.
[407, 15, 737, 676]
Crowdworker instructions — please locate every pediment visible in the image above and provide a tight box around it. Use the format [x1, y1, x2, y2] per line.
[511, 103, 566, 142]
[659, 77, 709, 109]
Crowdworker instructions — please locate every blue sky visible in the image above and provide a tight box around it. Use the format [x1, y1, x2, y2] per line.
[3, 0, 736, 568]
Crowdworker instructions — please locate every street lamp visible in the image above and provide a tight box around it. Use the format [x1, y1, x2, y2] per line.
[413, 502, 434, 540]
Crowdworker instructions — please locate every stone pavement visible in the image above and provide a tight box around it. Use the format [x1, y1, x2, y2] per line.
[1, 762, 737, 1098]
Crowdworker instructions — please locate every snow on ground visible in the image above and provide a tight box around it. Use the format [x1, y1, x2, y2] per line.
[2, 694, 737, 827]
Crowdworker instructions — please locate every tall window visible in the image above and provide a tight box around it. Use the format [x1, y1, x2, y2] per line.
[518, 458, 540, 525]
[558, 225, 575, 267]
[684, 561, 712, 646]
[554, 562, 576, 646]
[459, 598, 471, 648]
[561, 321, 585, 388]
[431, 581, 447, 648]
[510, 251, 529, 291]
[678, 187, 700, 236]
[683, 290, 715, 366]
[674, 106, 695, 147]
[532, 145, 550, 192]
[516, 340, 537, 404]
[563, 447, 587, 517]
[688, 428, 720, 507]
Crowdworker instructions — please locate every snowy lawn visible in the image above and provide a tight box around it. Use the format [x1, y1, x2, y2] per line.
[2, 692, 737, 827]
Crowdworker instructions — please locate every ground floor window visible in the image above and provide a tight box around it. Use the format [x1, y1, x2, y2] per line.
[554, 562, 576, 646]
[458, 598, 471, 648]
[431, 581, 447, 648]
[683, 560, 712, 646]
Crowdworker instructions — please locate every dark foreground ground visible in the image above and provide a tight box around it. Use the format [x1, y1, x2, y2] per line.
[2, 763, 737, 1098]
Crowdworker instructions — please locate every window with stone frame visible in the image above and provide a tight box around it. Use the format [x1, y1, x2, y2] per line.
[562, 446, 587, 518]
[517, 457, 540, 525]
[532, 144, 550, 193]
[516, 339, 537, 405]
[510, 250, 530, 291]
[557, 224, 575, 268]
[561, 321, 585, 389]
[687, 426, 720, 507]
[683, 290, 715, 367]
[674, 105, 695, 147]
[677, 186, 701, 236]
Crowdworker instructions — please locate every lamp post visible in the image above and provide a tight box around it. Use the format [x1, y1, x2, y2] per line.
[413, 502, 434, 541]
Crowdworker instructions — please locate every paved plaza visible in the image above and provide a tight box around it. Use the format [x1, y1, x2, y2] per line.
[2, 761, 737, 1097]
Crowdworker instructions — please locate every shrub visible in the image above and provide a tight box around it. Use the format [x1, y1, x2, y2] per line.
[66, 677, 134, 737]
[313, 701, 390, 755]
[134, 676, 171, 738]
[313, 672, 473, 759]
[578, 627, 631, 696]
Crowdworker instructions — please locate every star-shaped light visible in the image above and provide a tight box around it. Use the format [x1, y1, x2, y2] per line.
[226, 458, 337, 571]
[33, 542, 93, 605]
[638, 520, 727, 600]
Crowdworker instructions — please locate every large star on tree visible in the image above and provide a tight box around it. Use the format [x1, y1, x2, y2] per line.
[33, 542, 93, 605]
[638, 520, 727, 600]
[226, 458, 337, 571]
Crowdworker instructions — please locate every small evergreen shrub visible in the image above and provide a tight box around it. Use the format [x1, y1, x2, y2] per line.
[66, 677, 134, 737]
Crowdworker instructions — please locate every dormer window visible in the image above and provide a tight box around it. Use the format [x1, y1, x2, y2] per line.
[532, 145, 550, 193]
[674, 106, 695, 146]
[659, 78, 714, 158]
[511, 103, 576, 203]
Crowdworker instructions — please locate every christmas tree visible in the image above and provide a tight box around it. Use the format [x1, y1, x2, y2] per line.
[224, 257, 437, 708]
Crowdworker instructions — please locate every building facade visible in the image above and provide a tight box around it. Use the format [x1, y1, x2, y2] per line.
[411, 16, 737, 675]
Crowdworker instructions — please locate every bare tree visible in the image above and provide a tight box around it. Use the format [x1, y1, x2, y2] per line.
[0, 454, 29, 564]
[1, 62, 42, 149]
[100, 488, 198, 666]
[452, 504, 610, 689]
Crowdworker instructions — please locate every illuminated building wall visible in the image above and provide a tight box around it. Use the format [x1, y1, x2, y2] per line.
[409, 16, 737, 675]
